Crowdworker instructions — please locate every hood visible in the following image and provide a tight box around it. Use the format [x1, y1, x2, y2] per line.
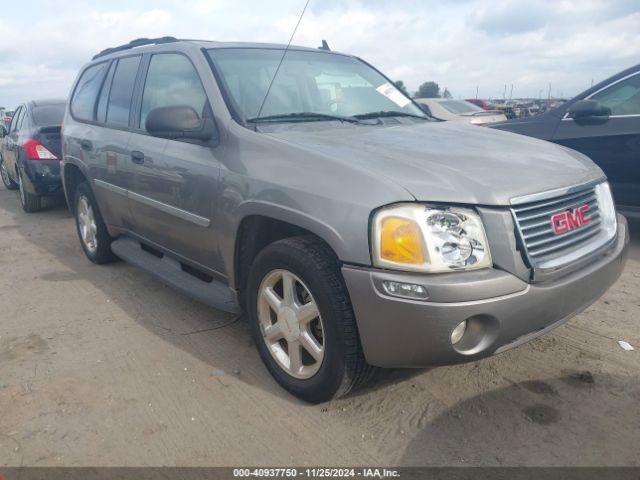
[264, 120, 604, 206]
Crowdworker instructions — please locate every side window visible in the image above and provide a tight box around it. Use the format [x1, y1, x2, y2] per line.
[140, 53, 208, 128]
[591, 73, 640, 116]
[71, 62, 109, 121]
[96, 61, 116, 123]
[18, 108, 29, 130]
[106, 56, 141, 127]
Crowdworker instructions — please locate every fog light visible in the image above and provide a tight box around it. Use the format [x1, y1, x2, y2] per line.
[382, 280, 428, 300]
[451, 320, 467, 345]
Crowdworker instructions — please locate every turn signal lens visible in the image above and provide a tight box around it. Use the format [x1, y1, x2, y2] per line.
[379, 217, 425, 265]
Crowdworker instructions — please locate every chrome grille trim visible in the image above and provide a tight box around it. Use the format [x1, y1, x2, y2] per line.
[511, 185, 603, 268]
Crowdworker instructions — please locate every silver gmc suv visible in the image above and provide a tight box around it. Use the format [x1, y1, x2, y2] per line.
[61, 38, 629, 403]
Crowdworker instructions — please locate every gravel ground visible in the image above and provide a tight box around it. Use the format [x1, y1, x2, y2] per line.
[0, 185, 638, 467]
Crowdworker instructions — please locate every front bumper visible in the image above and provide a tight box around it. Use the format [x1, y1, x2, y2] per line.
[343, 214, 629, 368]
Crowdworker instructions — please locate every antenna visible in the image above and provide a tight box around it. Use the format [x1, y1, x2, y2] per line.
[254, 0, 311, 121]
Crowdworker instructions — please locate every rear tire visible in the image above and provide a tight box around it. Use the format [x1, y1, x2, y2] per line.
[74, 182, 118, 264]
[247, 235, 375, 403]
[17, 169, 42, 213]
[0, 157, 18, 191]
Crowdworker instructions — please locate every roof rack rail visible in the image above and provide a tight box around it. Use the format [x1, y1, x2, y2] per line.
[92, 36, 179, 60]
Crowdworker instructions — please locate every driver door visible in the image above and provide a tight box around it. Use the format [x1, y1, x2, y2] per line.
[553, 71, 640, 208]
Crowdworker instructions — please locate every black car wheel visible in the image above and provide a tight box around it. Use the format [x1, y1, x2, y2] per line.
[17, 168, 42, 213]
[247, 235, 375, 403]
[74, 182, 118, 264]
[0, 157, 18, 190]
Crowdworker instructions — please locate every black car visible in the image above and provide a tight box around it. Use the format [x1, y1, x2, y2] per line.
[0, 99, 66, 212]
[491, 64, 640, 216]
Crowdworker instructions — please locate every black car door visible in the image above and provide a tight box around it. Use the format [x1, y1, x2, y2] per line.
[552, 71, 640, 209]
[2, 105, 25, 178]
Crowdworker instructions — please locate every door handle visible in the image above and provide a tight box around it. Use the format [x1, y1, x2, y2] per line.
[80, 139, 93, 151]
[131, 151, 145, 164]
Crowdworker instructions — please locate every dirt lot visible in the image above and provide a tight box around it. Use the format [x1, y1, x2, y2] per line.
[0, 184, 638, 467]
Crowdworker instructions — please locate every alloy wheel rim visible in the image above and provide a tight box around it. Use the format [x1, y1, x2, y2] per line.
[0, 162, 10, 186]
[18, 172, 26, 206]
[257, 269, 325, 379]
[77, 196, 98, 254]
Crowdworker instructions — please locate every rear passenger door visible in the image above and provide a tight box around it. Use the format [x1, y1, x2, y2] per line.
[128, 52, 221, 270]
[91, 54, 143, 229]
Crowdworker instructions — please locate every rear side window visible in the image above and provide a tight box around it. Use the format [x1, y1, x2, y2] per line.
[71, 62, 109, 121]
[440, 100, 483, 114]
[96, 61, 117, 123]
[140, 53, 208, 128]
[106, 56, 141, 127]
[32, 104, 66, 126]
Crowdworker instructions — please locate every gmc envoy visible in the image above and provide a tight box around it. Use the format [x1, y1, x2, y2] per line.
[61, 38, 629, 402]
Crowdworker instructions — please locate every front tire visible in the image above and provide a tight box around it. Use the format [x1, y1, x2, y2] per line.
[0, 157, 18, 190]
[17, 168, 42, 213]
[74, 182, 118, 264]
[247, 236, 375, 403]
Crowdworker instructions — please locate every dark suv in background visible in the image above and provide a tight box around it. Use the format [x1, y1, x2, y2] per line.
[0, 99, 66, 212]
[491, 64, 640, 216]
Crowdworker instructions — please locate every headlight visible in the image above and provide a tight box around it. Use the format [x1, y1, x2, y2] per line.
[372, 204, 492, 273]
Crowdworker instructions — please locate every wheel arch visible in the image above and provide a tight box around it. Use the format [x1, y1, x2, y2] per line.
[61, 159, 91, 211]
[231, 202, 347, 298]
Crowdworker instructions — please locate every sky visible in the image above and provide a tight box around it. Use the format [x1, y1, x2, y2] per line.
[1, 0, 639, 108]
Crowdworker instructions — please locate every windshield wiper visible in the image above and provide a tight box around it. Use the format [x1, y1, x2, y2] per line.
[354, 111, 429, 120]
[246, 112, 362, 124]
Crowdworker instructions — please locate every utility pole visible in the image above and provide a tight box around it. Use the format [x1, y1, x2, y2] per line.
[503, 84, 507, 100]
[547, 82, 551, 101]
[475, 86, 479, 99]
[509, 84, 513, 101]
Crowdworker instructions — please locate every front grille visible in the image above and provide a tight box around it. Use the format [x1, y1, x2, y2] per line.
[512, 186, 602, 266]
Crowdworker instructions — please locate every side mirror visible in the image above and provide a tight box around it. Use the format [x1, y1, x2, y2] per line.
[568, 100, 611, 121]
[145, 106, 217, 142]
[0, 124, 6, 138]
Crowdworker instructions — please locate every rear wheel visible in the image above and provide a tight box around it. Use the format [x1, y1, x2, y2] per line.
[17, 169, 42, 213]
[74, 182, 118, 264]
[0, 157, 18, 190]
[247, 236, 375, 403]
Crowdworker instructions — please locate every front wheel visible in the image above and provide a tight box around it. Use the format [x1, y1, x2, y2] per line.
[74, 182, 118, 264]
[0, 157, 18, 190]
[247, 236, 375, 403]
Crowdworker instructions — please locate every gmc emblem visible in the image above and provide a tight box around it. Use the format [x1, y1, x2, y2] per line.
[551, 204, 592, 234]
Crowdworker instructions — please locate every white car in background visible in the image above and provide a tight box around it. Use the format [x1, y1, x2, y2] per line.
[415, 98, 507, 126]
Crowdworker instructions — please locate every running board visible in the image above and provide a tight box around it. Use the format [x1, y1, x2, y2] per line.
[110, 236, 241, 314]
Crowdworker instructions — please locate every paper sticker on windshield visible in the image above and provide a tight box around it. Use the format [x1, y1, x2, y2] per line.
[376, 82, 411, 108]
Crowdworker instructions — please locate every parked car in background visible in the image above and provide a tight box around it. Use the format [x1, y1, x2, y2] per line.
[0, 99, 66, 212]
[2, 110, 14, 127]
[415, 98, 507, 125]
[62, 38, 627, 403]
[465, 98, 495, 111]
[491, 63, 640, 214]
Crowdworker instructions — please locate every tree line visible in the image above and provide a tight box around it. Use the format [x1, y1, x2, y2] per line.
[394, 80, 451, 99]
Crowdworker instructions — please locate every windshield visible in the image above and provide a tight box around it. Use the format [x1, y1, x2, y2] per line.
[206, 48, 426, 122]
[439, 100, 484, 114]
[32, 104, 65, 126]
